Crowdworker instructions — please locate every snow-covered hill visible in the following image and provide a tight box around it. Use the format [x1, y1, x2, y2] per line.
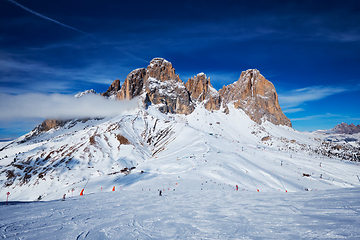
[1, 102, 359, 202]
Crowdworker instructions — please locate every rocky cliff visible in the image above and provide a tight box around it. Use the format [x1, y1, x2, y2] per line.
[117, 68, 146, 100]
[143, 58, 194, 115]
[115, 58, 193, 115]
[102, 80, 120, 99]
[219, 69, 292, 127]
[186, 73, 220, 111]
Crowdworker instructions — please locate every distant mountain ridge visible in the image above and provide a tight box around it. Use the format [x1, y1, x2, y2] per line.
[332, 123, 360, 134]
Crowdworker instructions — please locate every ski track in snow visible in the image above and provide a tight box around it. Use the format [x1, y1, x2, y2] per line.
[1, 188, 360, 239]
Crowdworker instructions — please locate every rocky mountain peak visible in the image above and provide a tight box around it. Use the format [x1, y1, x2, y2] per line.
[333, 122, 360, 134]
[219, 69, 292, 127]
[146, 58, 180, 82]
[108, 58, 193, 115]
[117, 68, 146, 100]
[102, 80, 120, 99]
[144, 59, 193, 115]
[185, 73, 220, 111]
[99, 59, 290, 126]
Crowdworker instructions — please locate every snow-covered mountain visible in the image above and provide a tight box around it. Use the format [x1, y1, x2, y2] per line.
[0, 58, 359, 202]
[74, 89, 97, 98]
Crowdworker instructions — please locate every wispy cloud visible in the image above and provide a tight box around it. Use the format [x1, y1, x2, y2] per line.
[0, 55, 134, 94]
[291, 113, 343, 121]
[6, 0, 97, 39]
[5, 0, 148, 63]
[282, 108, 305, 114]
[291, 113, 360, 126]
[279, 86, 348, 112]
[0, 93, 138, 120]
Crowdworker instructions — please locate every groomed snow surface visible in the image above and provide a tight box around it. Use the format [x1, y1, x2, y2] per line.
[1, 188, 360, 239]
[1, 105, 360, 239]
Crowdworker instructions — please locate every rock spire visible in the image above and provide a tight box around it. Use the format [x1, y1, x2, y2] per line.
[219, 69, 291, 127]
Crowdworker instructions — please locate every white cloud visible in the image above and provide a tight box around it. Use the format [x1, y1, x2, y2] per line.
[0, 55, 136, 94]
[0, 93, 139, 120]
[291, 113, 343, 121]
[279, 86, 347, 111]
[0, 56, 120, 84]
[282, 108, 304, 113]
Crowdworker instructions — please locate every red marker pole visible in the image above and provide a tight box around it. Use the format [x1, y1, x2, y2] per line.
[6, 192, 10, 205]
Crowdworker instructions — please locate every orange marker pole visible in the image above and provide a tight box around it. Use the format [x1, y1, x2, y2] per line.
[6, 192, 10, 205]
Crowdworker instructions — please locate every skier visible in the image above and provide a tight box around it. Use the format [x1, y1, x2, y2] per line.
[159, 190, 162, 196]
[62, 194, 66, 201]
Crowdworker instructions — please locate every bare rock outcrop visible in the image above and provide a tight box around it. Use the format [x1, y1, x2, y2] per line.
[115, 58, 194, 115]
[102, 79, 120, 98]
[101, 59, 291, 127]
[143, 58, 194, 115]
[117, 68, 146, 100]
[185, 73, 220, 111]
[219, 69, 292, 127]
[38, 119, 67, 132]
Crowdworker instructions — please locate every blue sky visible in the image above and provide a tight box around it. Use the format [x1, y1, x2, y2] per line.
[0, 0, 359, 139]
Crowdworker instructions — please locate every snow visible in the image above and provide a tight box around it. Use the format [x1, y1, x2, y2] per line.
[208, 84, 220, 97]
[1, 101, 360, 238]
[74, 89, 97, 98]
[1, 188, 359, 239]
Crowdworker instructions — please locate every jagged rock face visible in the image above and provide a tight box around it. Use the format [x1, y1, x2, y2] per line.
[219, 69, 292, 127]
[144, 58, 193, 115]
[185, 73, 220, 111]
[38, 119, 67, 132]
[116, 58, 193, 114]
[102, 59, 291, 127]
[102, 80, 120, 98]
[146, 58, 181, 82]
[333, 123, 360, 134]
[117, 68, 146, 100]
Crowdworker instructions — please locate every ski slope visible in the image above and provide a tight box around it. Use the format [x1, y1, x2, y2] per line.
[1, 188, 360, 239]
[1, 103, 360, 238]
[0, 105, 359, 201]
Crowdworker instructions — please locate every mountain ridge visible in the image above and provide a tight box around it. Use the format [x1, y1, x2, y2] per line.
[102, 58, 291, 127]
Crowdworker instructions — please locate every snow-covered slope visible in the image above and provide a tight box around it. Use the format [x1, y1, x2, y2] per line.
[74, 89, 97, 98]
[1, 188, 359, 239]
[1, 101, 359, 202]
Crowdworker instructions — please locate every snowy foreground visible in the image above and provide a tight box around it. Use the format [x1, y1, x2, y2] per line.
[1, 105, 360, 238]
[1, 188, 360, 239]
